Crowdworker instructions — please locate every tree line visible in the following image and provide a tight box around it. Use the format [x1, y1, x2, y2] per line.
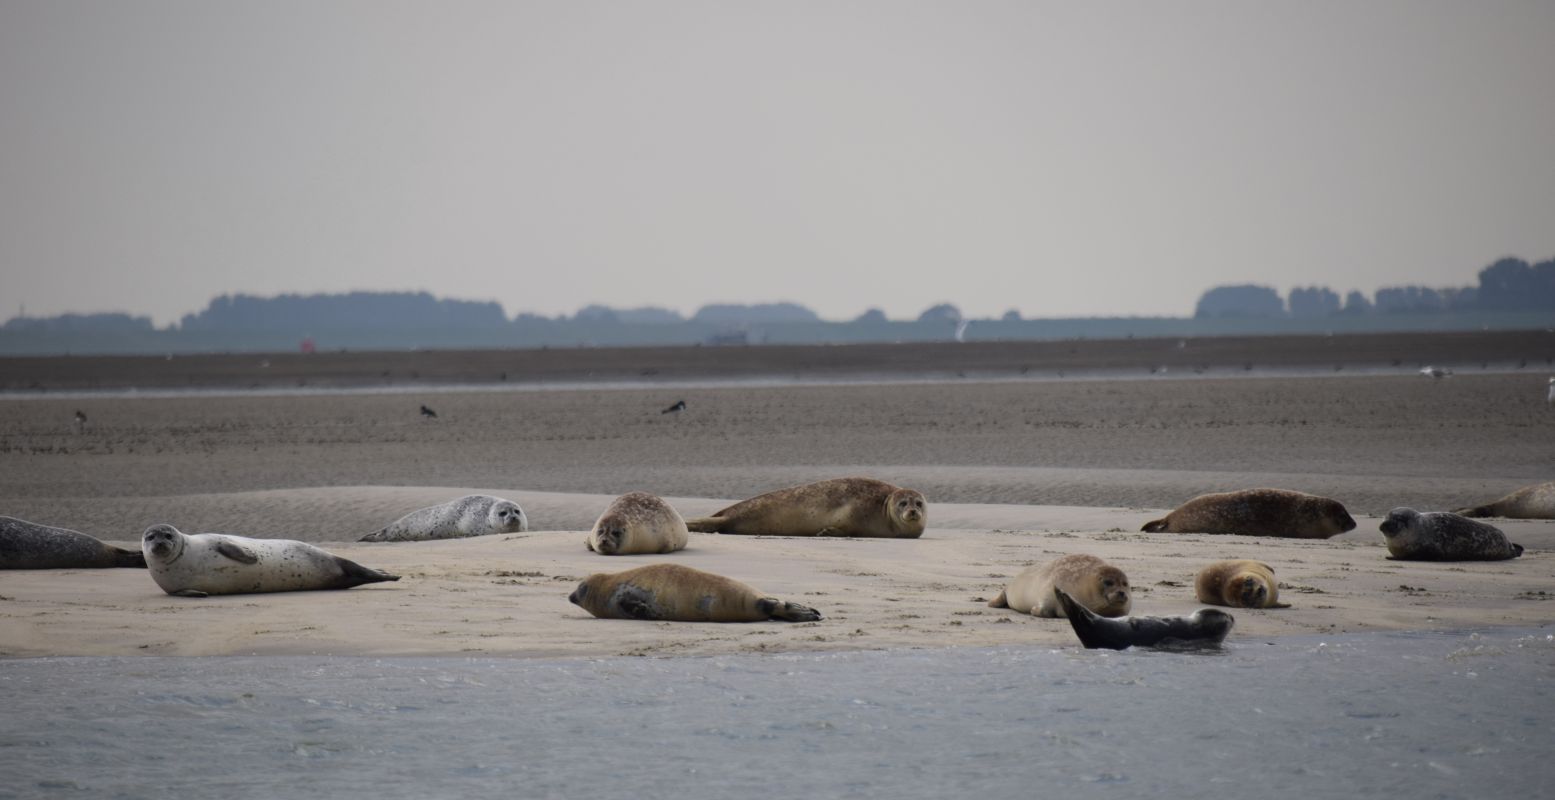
[1196, 256, 1554, 318]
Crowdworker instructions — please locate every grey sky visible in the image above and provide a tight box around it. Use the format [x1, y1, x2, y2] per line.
[2, 1, 1553, 326]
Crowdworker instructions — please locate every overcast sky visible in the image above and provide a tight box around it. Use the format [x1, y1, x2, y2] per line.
[2, 2, 1553, 325]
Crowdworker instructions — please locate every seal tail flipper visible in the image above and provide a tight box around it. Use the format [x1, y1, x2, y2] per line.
[113, 546, 147, 568]
[334, 557, 400, 587]
[1141, 518, 1168, 533]
[1054, 588, 1119, 650]
[987, 590, 1009, 609]
[357, 528, 389, 542]
[684, 517, 724, 533]
[1512, 543, 1525, 558]
[758, 598, 823, 622]
[1451, 505, 1491, 517]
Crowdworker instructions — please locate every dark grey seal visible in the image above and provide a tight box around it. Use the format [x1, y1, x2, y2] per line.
[1055, 588, 1234, 651]
[1379, 508, 1524, 561]
[0, 516, 146, 569]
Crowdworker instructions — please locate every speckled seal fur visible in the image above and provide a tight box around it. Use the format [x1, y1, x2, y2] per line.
[0, 515, 145, 569]
[587, 492, 689, 555]
[684, 477, 926, 538]
[1142, 488, 1357, 539]
[1454, 481, 1555, 520]
[568, 563, 822, 622]
[988, 554, 1131, 618]
[1378, 508, 1524, 561]
[1195, 559, 1289, 608]
[143, 524, 400, 597]
[359, 494, 528, 542]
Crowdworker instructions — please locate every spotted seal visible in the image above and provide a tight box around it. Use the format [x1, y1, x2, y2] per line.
[1378, 508, 1524, 561]
[0, 516, 145, 569]
[587, 492, 689, 555]
[684, 477, 926, 538]
[143, 524, 400, 596]
[359, 494, 528, 542]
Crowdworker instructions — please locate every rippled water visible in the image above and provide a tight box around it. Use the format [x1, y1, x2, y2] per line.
[2, 627, 1552, 800]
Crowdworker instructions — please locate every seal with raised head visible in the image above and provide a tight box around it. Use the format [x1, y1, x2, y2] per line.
[1378, 508, 1524, 561]
[568, 563, 822, 622]
[587, 492, 690, 555]
[1195, 559, 1289, 609]
[143, 524, 400, 597]
[683, 477, 926, 538]
[1453, 481, 1555, 520]
[988, 553, 1131, 618]
[1141, 488, 1357, 539]
[359, 494, 528, 542]
[1055, 588, 1234, 651]
[1, 516, 145, 569]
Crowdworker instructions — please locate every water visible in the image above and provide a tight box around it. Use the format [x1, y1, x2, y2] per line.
[2, 627, 1552, 800]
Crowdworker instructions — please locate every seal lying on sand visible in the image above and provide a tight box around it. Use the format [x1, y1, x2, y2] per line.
[1195, 559, 1289, 609]
[1055, 589, 1234, 650]
[568, 563, 822, 622]
[684, 477, 926, 538]
[587, 492, 689, 555]
[1453, 481, 1555, 520]
[0, 516, 145, 569]
[359, 494, 528, 542]
[1141, 488, 1356, 539]
[988, 554, 1131, 618]
[1378, 508, 1524, 561]
[143, 524, 400, 597]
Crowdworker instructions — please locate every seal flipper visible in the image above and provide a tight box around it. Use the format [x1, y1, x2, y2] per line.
[332, 556, 400, 588]
[112, 546, 148, 568]
[684, 517, 725, 534]
[987, 590, 1009, 609]
[1054, 589, 1127, 650]
[215, 540, 260, 565]
[757, 597, 823, 622]
[357, 528, 390, 542]
[171, 589, 209, 598]
[612, 585, 659, 620]
[1452, 505, 1492, 518]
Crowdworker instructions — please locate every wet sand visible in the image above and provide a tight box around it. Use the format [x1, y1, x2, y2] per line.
[2, 349, 1553, 658]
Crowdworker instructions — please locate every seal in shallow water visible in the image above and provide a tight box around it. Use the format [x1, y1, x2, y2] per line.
[1141, 488, 1356, 539]
[988, 554, 1131, 618]
[1055, 588, 1234, 650]
[568, 563, 822, 622]
[1378, 508, 1524, 561]
[587, 492, 689, 555]
[1453, 481, 1555, 520]
[0, 516, 145, 569]
[143, 524, 400, 597]
[1195, 559, 1289, 609]
[359, 494, 528, 542]
[683, 477, 926, 538]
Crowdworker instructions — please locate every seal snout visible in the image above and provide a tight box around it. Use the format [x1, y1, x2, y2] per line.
[568, 584, 588, 606]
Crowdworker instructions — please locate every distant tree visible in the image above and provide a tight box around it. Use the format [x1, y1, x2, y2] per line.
[3, 312, 155, 332]
[1001, 309, 1022, 322]
[1193, 285, 1284, 318]
[1476, 256, 1555, 311]
[1375, 286, 1445, 313]
[1341, 290, 1373, 315]
[1439, 286, 1479, 311]
[613, 307, 684, 324]
[852, 308, 888, 324]
[1287, 286, 1340, 318]
[917, 303, 962, 324]
[691, 303, 819, 325]
[573, 305, 620, 324]
[179, 292, 508, 331]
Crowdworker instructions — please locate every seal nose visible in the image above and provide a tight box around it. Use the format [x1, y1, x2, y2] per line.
[568, 589, 580, 605]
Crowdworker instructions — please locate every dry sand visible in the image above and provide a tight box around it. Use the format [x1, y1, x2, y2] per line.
[2, 361, 1552, 658]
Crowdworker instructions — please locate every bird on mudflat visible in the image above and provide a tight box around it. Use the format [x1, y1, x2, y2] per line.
[420, 405, 438, 419]
[1419, 366, 1452, 379]
[661, 400, 687, 415]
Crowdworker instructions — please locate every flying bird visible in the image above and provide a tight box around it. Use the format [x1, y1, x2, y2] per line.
[661, 400, 687, 415]
[420, 405, 438, 419]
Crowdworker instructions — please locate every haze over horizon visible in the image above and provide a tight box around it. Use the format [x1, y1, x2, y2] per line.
[3, 2, 1553, 327]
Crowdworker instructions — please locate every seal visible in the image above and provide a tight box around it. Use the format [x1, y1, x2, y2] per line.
[586, 492, 690, 555]
[1453, 481, 1555, 520]
[567, 563, 822, 622]
[987, 554, 1131, 618]
[0, 516, 145, 569]
[1055, 588, 1234, 650]
[683, 477, 926, 538]
[142, 524, 400, 597]
[1378, 508, 1524, 561]
[1194, 559, 1289, 609]
[1141, 488, 1357, 539]
[358, 494, 528, 542]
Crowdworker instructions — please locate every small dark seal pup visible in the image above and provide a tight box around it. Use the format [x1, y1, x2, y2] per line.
[661, 400, 687, 414]
[1, 516, 146, 569]
[1055, 589, 1234, 651]
[1378, 508, 1524, 561]
[419, 405, 438, 418]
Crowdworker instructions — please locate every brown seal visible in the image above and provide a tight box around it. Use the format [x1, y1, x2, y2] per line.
[988, 554, 1131, 618]
[1453, 481, 1555, 520]
[586, 492, 690, 555]
[1194, 559, 1289, 609]
[1141, 488, 1356, 539]
[1379, 508, 1524, 561]
[684, 477, 926, 538]
[568, 563, 823, 622]
[0, 516, 145, 569]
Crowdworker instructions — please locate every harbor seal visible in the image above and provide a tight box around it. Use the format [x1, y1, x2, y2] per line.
[358, 494, 528, 542]
[142, 524, 400, 597]
[567, 563, 823, 622]
[1378, 508, 1524, 561]
[586, 492, 690, 555]
[0, 516, 146, 569]
[1453, 481, 1555, 520]
[1194, 559, 1289, 609]
[1141, 488, 1357, 539]
[988, 554, 1131, 618]
[1055, 589, 1234, 651]
[684, 477, 926, 538]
